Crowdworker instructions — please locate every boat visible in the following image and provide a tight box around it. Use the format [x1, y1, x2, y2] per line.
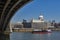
[32, 29, 52, 34]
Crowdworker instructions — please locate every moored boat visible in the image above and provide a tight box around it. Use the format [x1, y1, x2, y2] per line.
[32, 29, 52, 34]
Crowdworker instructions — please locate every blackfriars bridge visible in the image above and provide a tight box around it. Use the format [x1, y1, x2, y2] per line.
[0, 0, 31, 40]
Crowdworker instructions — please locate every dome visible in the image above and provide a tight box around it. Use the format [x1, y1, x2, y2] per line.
[39, 15, 43, 18]
[39, 15, 44, 19]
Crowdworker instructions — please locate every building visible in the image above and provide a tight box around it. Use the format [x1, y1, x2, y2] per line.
[13, 22, 23, 28]
[31, 14, 51, 29]
[12, 14, 54, 29]
[22, 19, 31, 28]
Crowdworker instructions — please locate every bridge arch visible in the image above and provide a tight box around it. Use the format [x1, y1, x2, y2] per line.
[0, 0, 31, 32]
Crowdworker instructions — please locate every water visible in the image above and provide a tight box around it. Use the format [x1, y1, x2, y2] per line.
[10, 31, 60, 40]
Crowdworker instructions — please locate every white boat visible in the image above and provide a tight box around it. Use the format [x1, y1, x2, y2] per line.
[32, 29, 52, 33]
[47, 29, 52, 32]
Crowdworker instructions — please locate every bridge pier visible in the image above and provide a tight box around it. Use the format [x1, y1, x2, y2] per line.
[0, 24, 10, 40]
[0, 32, 10, 40]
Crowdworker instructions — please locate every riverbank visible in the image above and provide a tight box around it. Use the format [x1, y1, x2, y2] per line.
[12, 28, 60, 32]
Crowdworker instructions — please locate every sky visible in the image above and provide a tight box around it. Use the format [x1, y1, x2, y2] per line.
[11, 0, 60, 23]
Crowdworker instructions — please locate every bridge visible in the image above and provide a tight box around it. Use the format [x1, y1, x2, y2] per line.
[0, 0, 31, 40]
[0, 0, 31, 33]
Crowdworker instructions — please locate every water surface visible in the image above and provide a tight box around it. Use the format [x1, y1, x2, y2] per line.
[10, 31, 60, 40]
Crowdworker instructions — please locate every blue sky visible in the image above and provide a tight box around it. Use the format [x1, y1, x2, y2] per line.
[11, 0, 60, 23]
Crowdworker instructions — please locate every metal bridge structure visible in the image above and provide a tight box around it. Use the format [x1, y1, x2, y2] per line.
[0, 0, 31, 33]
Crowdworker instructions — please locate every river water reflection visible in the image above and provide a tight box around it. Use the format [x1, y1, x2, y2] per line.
[10, 31, 60, 40]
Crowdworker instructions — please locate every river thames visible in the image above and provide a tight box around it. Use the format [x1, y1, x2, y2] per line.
[10, 31, 60, 40]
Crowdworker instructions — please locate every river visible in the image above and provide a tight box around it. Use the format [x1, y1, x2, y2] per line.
[10, 31, 60, 40]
